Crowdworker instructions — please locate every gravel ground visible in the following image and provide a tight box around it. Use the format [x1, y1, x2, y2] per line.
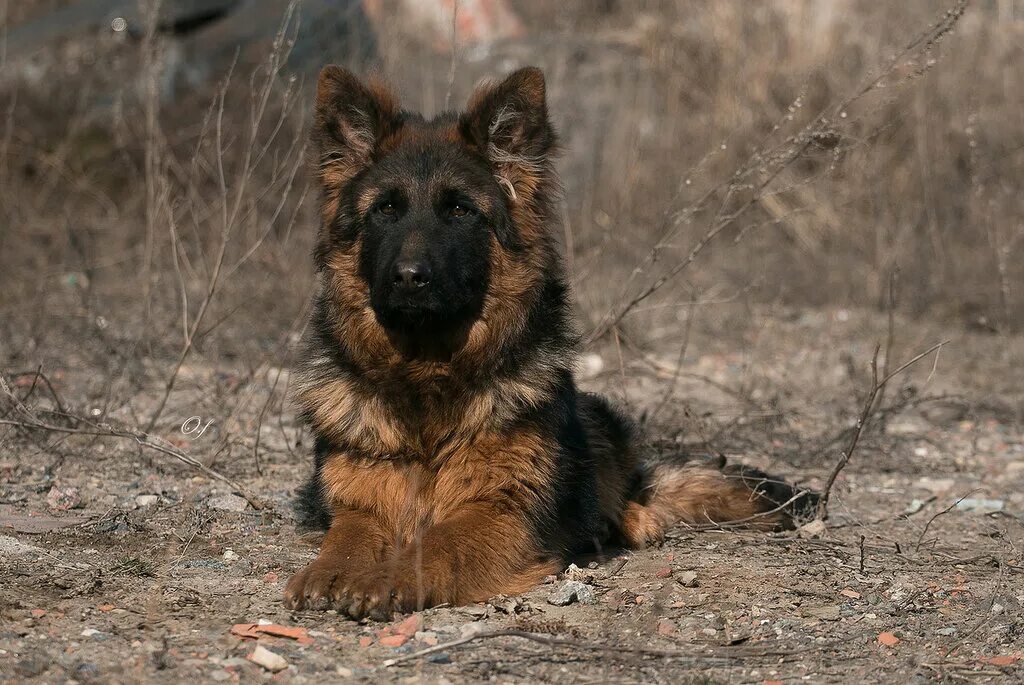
[2, 307, 1022, 684]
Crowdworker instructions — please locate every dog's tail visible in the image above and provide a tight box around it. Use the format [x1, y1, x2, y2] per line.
[618, 452, 819, 547]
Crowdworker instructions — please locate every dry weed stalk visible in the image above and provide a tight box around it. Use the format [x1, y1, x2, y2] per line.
[816, 340, 949, 520]
[144, 1, 307, 432]
[0, 375, 259, 505]
[587, 0, 969, 344]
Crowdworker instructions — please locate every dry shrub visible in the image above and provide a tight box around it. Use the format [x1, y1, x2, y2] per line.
[0, 0, 1021, 422]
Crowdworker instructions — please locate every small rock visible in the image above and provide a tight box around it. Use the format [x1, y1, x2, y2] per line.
[415, 631, 439, 646]
[460, 621, 490, 638]
[247, 645, 288, 672]
[394, 613, 423, 637]
[490, 595, 524, 614]
[547, 580, 595, 606]
[222, 549, 240, 562]
[916, 477, 955, 495]
[207, 494, 249, 512]
[936, 627, 957, 636]
[210, 670, 231, 682]
[804, 606, 841, 621]
[134, 494, 159, 507]
[955, 498, 1004, 513]
[13, 657, 48, 677]
[336, 666, 354, 677]
[797, 519, 827, 539]
[904, 499, 928, 515]
[46, 486, 82, 511]
[80, 628, 102, 637]
[655, 567, 673, 578]
[379, 634, 408, 647]
[676, 571, 699, 587]
[427, 653, 451, 664]
[877, 631, 900, 647]
[656, 619, 676, 636]
[358, 635, 373, 647]
[562, 563, 591, 582]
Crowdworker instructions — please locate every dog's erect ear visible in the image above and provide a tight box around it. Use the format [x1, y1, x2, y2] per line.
[458, 67, 556, 202]
[313, 66, 401, 191]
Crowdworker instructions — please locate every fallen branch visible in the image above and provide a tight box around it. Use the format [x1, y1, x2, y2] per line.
[1, 376, 261, 508]
[816, 340, 949, 519]
[380, 627, 815, 669]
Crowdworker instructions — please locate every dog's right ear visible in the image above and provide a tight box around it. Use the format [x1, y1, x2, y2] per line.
[313, 66, 400, 191]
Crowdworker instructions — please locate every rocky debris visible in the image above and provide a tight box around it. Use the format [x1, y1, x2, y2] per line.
[547, 580, 596, 606]
[46, 486, 82, 511]
[676, 570, 699, 588]
[134, 494, 159, 507]
[206, 493, 248, 512]
[247, 645, 287, 672]
[0, 535, 42, 559]
[797, 519, 827, 539]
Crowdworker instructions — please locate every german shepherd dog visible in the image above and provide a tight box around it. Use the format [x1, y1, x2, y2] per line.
[284, 66, 816, 619]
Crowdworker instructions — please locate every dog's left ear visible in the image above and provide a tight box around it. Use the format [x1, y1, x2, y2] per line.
[459, 67, 556, 203]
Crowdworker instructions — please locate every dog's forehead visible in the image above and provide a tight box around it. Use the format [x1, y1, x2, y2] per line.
[361, 122, 497, 211]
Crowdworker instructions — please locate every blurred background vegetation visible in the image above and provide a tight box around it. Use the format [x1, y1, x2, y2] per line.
[1, 1, 1021, 384]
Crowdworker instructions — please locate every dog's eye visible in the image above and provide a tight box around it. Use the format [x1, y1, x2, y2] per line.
[377, 202, 397, 217]
[449, 204, 473, 219]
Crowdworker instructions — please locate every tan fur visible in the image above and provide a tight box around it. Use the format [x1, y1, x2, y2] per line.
[285, 430, 561, 614]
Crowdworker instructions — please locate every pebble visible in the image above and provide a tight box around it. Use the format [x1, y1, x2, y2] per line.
[394, 613, 423, 637]
[379, 634, 408, 647]
[677, 571, 699, 587]
[415, 631, 439, 646]
[46, 486, 82, 511]
[135, 494, 159, 507]
[797, 519, 827, 539]
[955, 498, 1004, 513]
[207, 494, 249, 512]
[210, 670, 231, 681]
[547, 580, 595, 606]
[247, 645, 288, 672]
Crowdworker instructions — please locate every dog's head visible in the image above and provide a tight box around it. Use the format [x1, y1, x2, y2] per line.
[312, 66, 556, 344]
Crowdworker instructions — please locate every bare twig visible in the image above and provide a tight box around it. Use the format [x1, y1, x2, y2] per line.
[1, 376, 260, 507]
[914, 490, 981, 552]
[817, 340, 950, 519]
[380, 627, 815, 669]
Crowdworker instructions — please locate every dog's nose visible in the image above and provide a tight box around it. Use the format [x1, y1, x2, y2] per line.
[393, 261, 431, 290]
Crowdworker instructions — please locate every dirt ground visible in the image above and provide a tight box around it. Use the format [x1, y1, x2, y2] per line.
[1, 306, 1022, 684]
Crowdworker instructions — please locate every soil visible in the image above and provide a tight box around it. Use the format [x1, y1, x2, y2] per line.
[2, 306, 1022, 684]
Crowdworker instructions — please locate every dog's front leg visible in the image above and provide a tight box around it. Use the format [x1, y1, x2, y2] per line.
[284, 508, 390, 610]
[340, 500, 557, 620]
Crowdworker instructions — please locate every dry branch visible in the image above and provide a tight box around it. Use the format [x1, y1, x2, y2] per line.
[816, 340, 949, 519]
[1, 375, 261, 508]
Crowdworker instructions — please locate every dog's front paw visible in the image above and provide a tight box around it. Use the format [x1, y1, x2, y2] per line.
[337, 563, 423, 621]
[284, 560, 354, 610]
